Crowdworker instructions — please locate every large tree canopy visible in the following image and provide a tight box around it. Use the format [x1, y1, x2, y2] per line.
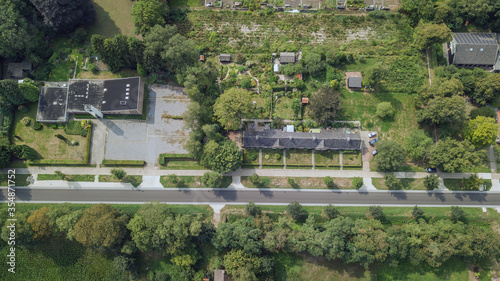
[214, 88, 254, 131]
[417, 95, 466, 127]
[201, 140, 242, 173]
[131, 0, 169, 36]
[375, 140, 406, 172]
[30, 0, 96, 33]
[308, 86, 342, 126]
[429, 139, 480, 173]
[72, 204, 129, 249]
[464, 116, 498, 147]
[413, 23, 452, 50]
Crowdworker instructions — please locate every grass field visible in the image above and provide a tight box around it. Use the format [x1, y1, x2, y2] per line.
[169, 0, 203, 7]
[262, 149, 284, 166]
[274, 97, 294, 119]
[0, 174, 31, 186]
[243, 149, 260, 167]
[160, 175, 232, 188]
[443, 179, 492, 191]
[372, 178, 427, 190]
[99, 175, 143, 187]
[89, 0, 136, 37]
[286, 149, 313, 166]
[13, 104, 87, 161]
[77, 69, 139, 79]
[37, 174, 95, 182]
[341, 91, 418, 144]
[241, 176, 354, 189]
[314, 150, 340, 167]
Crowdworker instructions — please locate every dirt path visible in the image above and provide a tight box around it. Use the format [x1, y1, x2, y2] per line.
[246, 70, 260, 93]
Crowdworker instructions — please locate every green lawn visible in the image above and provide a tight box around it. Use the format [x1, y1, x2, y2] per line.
[341, 91, 418, 144]
[243, 149, 260, 167]
[343, 151, 362, 166]
[274, 97, 295, 120]
[262, 149, 284, 167]
[0, 174, 32, 186]
[372, 178, 427, 190]
[160, 160, 206, 170]
[241, 176, 354, 189]
[169, 0, 202, 7]
[37, 174, 95, 182]
[89, 0, 136, 37]
[314, 151, 340, 167]
[443, 179, 492, 191]
[343, 58, 378, 73]
[286, 149, 313, 166]
[99, 175, 143, 187]
[160, 175, 232, 188]
[12, 103, 87, 161]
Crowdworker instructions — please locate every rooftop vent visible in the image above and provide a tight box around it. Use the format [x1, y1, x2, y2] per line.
[120, 101, 127, 106]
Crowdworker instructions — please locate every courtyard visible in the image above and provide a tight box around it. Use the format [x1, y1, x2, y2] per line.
[97, 85, 190, 165]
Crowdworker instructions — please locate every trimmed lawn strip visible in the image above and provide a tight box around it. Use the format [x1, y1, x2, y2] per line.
[286, 149, 312, 166]
[241, 176, 354, 189]
[372, 178, 427, 190]
[98, 175, 143, 187]
[342, 151, 362, 166]
[444, 179, 492, 191]
[160, 176, 231, 188]
[0, 174, 31, 186]
[160, 160, 206, 170]
[314, 150, 340, 167]
[37, 174, 95, 182]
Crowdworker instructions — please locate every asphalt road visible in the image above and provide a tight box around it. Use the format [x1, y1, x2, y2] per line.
[1, 188, 500, 207]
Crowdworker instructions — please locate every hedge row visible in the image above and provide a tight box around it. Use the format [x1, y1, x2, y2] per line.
[101, 160, 145, 166]
[84, 126, 92, 163]
[159, 153, 195, 165]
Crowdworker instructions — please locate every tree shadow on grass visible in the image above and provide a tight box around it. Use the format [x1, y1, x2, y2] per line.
[90, 3, 122, 38]
[34, 237, 86, 267]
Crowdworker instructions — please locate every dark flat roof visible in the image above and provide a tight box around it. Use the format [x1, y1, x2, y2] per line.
[37, 87, 68, 122]
[243, 129, 362, 150]
[67, 77, 140, 113]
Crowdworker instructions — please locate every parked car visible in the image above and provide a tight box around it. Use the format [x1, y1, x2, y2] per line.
[380, 5, 390, 11]
[368, 132, 377, 138]
[284, 4, 291, 7]
[205, 2, 214, 6]
[426, 168, 437, 173]
[372, 150, 378, 156]
[369, 138, 378, 146]
[365, 5, 375, 11]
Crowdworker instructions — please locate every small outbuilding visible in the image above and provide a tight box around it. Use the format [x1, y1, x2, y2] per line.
[301, 97, 308, 104]
[348, 77, 362, 89]
[280, 52, 296, 64]
[274, 63, 280, 72]
[219, 54, 231, 63]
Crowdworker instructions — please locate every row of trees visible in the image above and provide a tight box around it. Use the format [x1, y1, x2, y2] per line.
[2, 202, 497, 280]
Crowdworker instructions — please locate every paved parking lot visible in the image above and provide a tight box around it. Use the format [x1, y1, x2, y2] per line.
[103, 85, 190, 165]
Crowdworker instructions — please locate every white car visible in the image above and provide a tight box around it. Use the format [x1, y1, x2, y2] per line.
[368, 132, 377, 138]
[372, 150, 378, 156]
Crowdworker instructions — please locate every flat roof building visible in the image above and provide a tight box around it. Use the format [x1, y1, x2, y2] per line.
[280, 52, 296, 64]
[36, 86, 68, 123]
[219, 54, 231, 63]
[36, 77, 144, 122]
[348, 77, 362, 88]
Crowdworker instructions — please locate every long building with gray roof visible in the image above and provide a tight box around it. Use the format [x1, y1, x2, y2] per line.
[243, 129, 362, 151]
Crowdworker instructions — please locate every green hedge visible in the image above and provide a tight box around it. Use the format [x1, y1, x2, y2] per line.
[84, 126, 91, 163]
[159, 153, 195, 165]
[102, 160, 145, 166]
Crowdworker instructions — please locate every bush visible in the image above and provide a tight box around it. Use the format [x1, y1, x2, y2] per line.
[469, 106, 496, 119]
[201, 171, 223, 188]
[376, 102, 395, 118]
[32, 122, 42, 130]
[166, 174, 179, 184]
[88, 63, 97, 74]
[287, 201, 303, 220]
[18, 105, 28, 113]
[369, 205, 384, 219]
[54, 170, 65, 180]
[55, 134, 66, 140]
[323, 176, 336, 188]
[412, 205, 424, 220]
[323, 204, 340, 220]
[264, 154, 270, 160]
[21, 117, 31, 126]
[424, 175, 439, 190]
[111, 168, 126, 180]
[240, 78, 252, 88]
[245, 201, 261, 216]
[249, 173, 264, 187]
[102, 160, 145, 166]
[249, 152, 258, 161]
[384, 174, 401, 190]
[51, 124, 57, 129]
[451, 206, 465, 222]
[274, 153, 281, 160]
[352, 177, 363, 188]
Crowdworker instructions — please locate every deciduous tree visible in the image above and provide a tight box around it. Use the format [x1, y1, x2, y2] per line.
[30, 0, 95, 33]
[375, 141, 406, 172]
[309, 86, 342, 126]
[406, 130, 433, 162]
[131, 0, 169, 35]
[413, 23, 451, 50]
[429, 139, 480, 173]
[214, 88, 254, 130]
[201, 140, 242, 173]
[200, 171, 223, 188]
[27, 206, 52, 240]
[464, 116, 498, 147]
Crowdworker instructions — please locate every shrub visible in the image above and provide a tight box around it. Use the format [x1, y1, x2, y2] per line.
[384, 174, 401, 190]
[32, 122, 42, 130]
[55, 134, 66, 140]
[369, 205, 384, 220]
[323, 176, 336, 188]
[352, 177, 363, 188]
[88, 63, 98, 74]
[51, 124, 57, 129]
[323, 204, 340, 220]
[412, 205, 424, 220]
[274, 153, 281, 160]
[71, 140, 79, 146]
[54, 170, 65, 180]
[376, 102, 395, 118]
[245, 201, 261, 216]
[424, 175, 439, 190]
[249, 152, 258, 161]
[18, 105, 28, 113]
[166, 174, 179, 184]
[240, 78, 252, 88]
[451, 206, 465, 222]
[264, 154, 270, 160]
[111, 168, 126, 180]
[201, 171, 223, 188]
[102, 160, 145, 166]
[287, 201, 303, 220]
[21, 117, 31, 126]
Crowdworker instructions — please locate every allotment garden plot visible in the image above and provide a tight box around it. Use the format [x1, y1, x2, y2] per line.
[103, 85, 190, 164]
